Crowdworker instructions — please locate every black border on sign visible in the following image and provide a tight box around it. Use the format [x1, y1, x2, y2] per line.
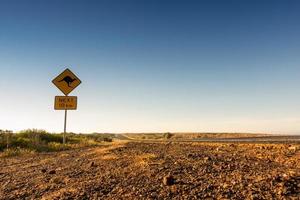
[52, 68, 82, 96]
[54, 96, 78, 110]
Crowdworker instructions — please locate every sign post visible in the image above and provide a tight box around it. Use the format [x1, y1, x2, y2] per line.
[52, 68, 81, 145]
[64, 109, 67, 144]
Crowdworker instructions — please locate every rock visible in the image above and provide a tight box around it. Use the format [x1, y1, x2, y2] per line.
[41, 168, 47, 173]
[163, 175, 175, 186]
[89, 161, 95, 167]
[288, 145, 297, 151]
[49, 170, 56, 175]
[150, 192, 158, 197]
[204, 156, 211, 161]
[282, 173, 288, 178]
[49, 177, 62, 184]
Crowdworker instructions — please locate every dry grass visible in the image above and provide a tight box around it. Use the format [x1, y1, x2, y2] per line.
[122, 132, 268, 141]
[0, 148, 36, 158]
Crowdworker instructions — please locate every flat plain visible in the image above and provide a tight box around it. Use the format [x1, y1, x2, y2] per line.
[0, 136, 300, 199]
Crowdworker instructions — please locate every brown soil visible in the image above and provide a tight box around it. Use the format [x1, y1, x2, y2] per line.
[0, 141, 300, 199]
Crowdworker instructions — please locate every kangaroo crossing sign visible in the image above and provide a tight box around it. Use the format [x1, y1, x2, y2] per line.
[52, 68, 81, 145]
[52, 68, 81, 96]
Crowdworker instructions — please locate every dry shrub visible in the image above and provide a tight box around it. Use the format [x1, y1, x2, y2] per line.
[0, 148, 35, 158]
[47, 142, 70, 151]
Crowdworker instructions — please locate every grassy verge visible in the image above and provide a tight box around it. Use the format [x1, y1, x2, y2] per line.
[0, 129, 114, 157]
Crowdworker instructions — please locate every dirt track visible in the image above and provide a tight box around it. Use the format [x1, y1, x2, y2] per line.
[0, 141, 300, 199]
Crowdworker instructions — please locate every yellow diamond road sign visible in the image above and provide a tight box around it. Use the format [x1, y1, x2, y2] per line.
[52, 68, 81, 95]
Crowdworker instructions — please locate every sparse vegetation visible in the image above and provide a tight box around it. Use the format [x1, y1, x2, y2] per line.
[0, 129, 114, 155]
[123, 132, 266, 140]
[163, 132, 173, 139]
[0, 130, 287, 157]
[0, 147, 35, 158]
[124, 133, 167, 140]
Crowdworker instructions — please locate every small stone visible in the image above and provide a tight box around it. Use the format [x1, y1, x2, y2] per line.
[150, 192, 157, 197]
[49, 177, 61, 184]
[204, 156, 211, 161]
[89, 161, 95, 167]
[41, 169, 47, 173]
[49, 170, 56, 175]
[288, 145, 297, 151]
[163, 175, 175, 186]
[187, 153, 194, 158]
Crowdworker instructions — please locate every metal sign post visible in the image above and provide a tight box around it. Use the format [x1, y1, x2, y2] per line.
[64, 109, 67, 145]
[52, 68, 81, 146]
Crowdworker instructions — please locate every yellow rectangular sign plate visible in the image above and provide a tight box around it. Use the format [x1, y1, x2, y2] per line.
[54, 96, 77, 110]
[52, 68, 81, 96]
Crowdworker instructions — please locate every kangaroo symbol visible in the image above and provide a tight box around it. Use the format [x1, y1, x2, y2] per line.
[58, 76, 77, 88]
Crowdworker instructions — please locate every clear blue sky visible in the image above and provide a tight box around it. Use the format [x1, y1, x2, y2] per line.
[1, 0, 300, 133]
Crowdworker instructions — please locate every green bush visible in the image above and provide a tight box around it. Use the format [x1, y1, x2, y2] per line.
[17, 129, 63, 144]
[0, 129, 115, 155]
[40, 133, 63, 143]
[11, 137, 31, 148]
[163, 132, 173, 139]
